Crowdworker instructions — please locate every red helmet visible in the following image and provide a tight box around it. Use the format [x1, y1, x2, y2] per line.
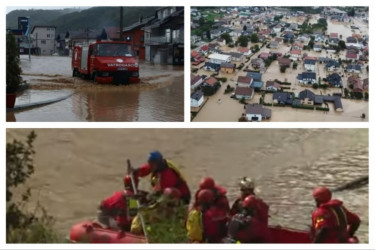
[163, 187, 181, 200]
[242, 195, 257, 209]
[124, 175, 137, 189]
[197, 189, 215, 205]
[199, 177, 215, 189]
[313, 187, 332, 203]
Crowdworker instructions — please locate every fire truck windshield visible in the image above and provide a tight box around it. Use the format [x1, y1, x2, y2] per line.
[97, 44, 133, 57]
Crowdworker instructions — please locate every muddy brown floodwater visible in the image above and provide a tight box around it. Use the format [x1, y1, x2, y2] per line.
[7, 56, 184, 122]
[7, 129, 368, 242]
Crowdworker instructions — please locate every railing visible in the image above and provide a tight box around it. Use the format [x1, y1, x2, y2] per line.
[145, 35, 184, 45]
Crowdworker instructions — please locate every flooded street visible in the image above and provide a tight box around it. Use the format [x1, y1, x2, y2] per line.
[7, 56, 184, 122]
[7, 129, 368, 242]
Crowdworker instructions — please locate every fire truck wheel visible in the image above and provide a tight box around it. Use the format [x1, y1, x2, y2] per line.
[92, 73, 97, 83]
[72, 69, 78, 77]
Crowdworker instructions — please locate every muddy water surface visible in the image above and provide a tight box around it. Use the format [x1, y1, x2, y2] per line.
[7, 56, 184, 122]
[7, 129, 368, 242]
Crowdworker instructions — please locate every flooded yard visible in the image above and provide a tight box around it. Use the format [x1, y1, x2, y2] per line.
[8, 55, 184, 122]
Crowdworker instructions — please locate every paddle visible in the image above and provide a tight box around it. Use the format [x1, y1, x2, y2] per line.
[127, 159, 149, 242]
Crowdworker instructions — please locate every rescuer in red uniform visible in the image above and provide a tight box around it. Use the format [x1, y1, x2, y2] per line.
[190, 177, 230, 212]
[311, 187, 361, 243]
[225, 195, 271, 243]
[230, 177, 269, 226]
[133, 151, 191, 204]
[186, 189, 228, 243]
[98, 175, 139, 231]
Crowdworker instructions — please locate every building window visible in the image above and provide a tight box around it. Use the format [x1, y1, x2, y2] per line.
[165, 29, 171, 43]
[140, 35, 144, 42]
[41, 40, 46, 44]
[47, 34, 50, 38]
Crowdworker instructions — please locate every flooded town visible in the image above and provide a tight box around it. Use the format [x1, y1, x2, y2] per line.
[6, 7, 184, 122]
[190, 6, 369, 122]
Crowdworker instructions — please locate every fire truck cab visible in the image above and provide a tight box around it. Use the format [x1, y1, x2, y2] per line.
[72, 41, 140, 84]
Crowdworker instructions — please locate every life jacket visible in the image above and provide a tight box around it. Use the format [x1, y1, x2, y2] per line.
[186, 209, 204, 242]
[318, 199, 349, 242]
[151, 160, 186, 189]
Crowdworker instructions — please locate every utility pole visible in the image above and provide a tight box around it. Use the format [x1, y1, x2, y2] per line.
[120, 7, 124, 41]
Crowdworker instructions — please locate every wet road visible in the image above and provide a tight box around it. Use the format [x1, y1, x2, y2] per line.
[7, 56, 184, 122]
[7, 129, 368, 242]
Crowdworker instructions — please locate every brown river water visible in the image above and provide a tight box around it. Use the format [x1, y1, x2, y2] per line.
[7, 56, 184, 122]
[7, 129, 368, 242]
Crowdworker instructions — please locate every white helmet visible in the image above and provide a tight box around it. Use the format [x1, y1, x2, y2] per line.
[239, 177, 255, 190]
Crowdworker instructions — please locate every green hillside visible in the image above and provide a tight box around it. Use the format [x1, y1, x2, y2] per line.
[6, 7, 159, 34]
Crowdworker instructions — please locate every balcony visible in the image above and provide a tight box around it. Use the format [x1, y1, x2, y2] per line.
[145, 35, 184, 45]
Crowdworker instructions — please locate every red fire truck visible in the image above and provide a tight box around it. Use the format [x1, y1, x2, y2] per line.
[72, 41, 140, 84]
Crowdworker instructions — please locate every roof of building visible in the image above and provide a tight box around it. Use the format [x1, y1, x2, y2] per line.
[204, 62, 221, 70]
[251, 81, 263, 89]
[273, 92, 293, 104]
[191, 74, 202, 85]
[191, 90, 204, 101]
[246, 72, 262, 81]
[122, 17, 155, 32]
[246, 104, 271, 118]
[209, 53, 231, 60]
[204, 77, 218, 86]
[291, 49, 302, 55]
[304, 59, 316, 65]
[221, 62, 235, 68]
[300, 72, 316, 79]
[266, 81, 281, 89]
[347, 64, 361, 71]
[326, 73, 342, 85]
[299, 89, 315, 100]
[235, 87, 254, 96]
[237, 76, 252, 84]
[325, 60, 340, 68]
[278, 57, 292, 65]
[237, 47, 250, 53]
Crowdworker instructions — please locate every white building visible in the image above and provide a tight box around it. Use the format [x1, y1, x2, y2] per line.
[208, 53, 231, 64]
[191, 90, 204, 107]
[31, 25, 56, 55]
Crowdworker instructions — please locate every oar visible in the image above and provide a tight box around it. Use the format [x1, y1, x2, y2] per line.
[127, 159, 149, 242]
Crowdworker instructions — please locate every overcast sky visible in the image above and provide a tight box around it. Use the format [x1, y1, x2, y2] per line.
[6, 6, 90, 14]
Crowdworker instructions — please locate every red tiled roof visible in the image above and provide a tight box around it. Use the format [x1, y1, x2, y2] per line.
[237, 47, 250, 53]
[291, 50, 302, 55]
[235, 87, 254, 96]
[205, 77, 217, 86]
[237, 76, 252, 84]
[200, 45, 209, 51]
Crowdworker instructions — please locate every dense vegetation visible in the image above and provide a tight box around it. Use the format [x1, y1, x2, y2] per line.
[7, 7, 158, 34]
[6, 131, 60, 243]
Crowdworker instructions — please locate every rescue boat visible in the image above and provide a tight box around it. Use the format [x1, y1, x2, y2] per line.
[69, 221, 312, 243]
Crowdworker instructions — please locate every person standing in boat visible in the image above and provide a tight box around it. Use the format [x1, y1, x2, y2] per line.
[225, 195, 271, 243]
[230, 177, 269, 226]
[311, 187, 361, 243]
[132, 151, 191, 204]
[97, 175, 140, 231]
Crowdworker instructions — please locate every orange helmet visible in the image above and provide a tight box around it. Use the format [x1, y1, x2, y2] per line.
[242, 195, 258, 209]
[199, 177, 215, 189]
[313, 187, 332, 203]
[163, 187, 181, 200]
[197, 189, 215, 205]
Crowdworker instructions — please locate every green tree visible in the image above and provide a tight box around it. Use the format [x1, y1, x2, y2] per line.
[338, 40, 346, 50]
[238, 36, 249, 47]
[280, 65, 287, 73]
[344, 88, 349, 97]
[6, 33, 22, 93]
[293, 62, 298, 69]
[243, 25, 247, 31]
[250, 33, 259, 43]
[220, 33, 232, 44]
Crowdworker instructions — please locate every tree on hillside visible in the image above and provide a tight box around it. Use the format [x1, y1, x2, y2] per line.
[243, 25, 247, 31]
